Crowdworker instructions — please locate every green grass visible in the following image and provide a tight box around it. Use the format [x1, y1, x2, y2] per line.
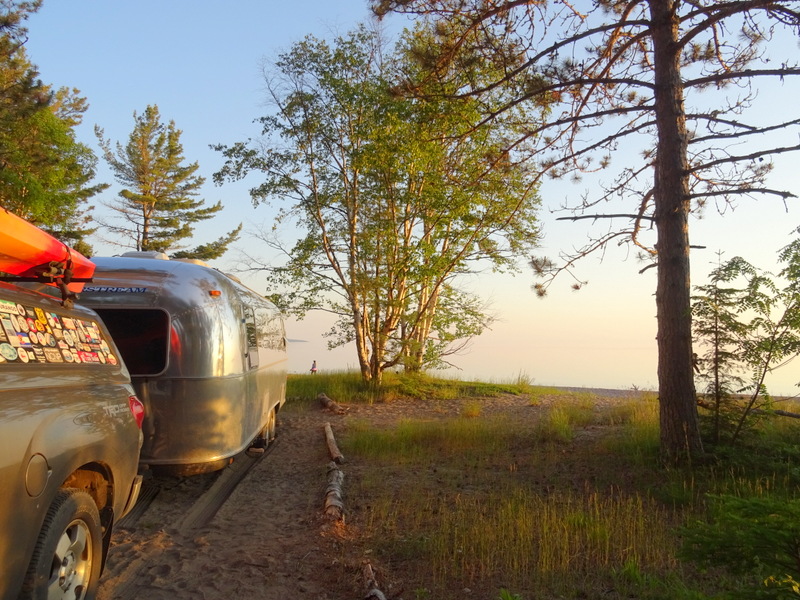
[345, 415, 524, 463]
[345, 411, 685, 598]
[285, 370, 537, 408]
[600, 394, 661, 464]
[308, 372, 800, 599]
[424, 489, 679, 589]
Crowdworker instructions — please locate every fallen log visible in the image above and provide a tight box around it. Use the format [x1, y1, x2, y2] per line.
[318, 392, 347, 414]
[362, 561, 387, 600]
[324, 461, 345, 521]
[324, 422, 345, 464]
[754, 408, 800, 419]
[698, 398, 800, 419]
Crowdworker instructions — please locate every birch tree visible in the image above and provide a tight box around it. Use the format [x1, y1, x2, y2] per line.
[214, 25, 544, 382]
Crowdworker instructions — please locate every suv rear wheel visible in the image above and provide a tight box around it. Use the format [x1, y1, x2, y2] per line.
[20, 488, 102, 600]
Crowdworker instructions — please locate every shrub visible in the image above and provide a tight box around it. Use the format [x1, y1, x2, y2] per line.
[680, 494, 800, 598]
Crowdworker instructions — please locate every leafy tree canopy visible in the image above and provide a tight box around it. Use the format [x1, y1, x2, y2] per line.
[0, 0, 104, 252]
[215, 24, 545, 381]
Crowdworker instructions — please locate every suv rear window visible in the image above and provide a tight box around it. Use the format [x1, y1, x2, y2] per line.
[94, 308, 169, 376]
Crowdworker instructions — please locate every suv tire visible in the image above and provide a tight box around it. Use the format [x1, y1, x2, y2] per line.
[20, 488, 103, 600]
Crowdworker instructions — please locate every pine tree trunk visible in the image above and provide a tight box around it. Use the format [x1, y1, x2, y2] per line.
[650, 0, 703, 463]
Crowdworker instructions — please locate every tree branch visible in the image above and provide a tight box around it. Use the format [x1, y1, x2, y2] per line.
[687, 187, 798, 201]
[556, 213, 655, 222]
[691, 142, 800, 173]
[686, 67, 800, 89]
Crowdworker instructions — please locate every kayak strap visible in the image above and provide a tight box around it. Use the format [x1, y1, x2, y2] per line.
[0, 248, 92, 308]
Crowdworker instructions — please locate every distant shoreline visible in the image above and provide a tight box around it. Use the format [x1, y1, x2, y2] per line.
[554, 386, 648, 398]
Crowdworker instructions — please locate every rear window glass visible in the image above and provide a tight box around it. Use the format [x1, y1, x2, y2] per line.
[95, 308, 169, 376]
[0, 298, 119, 366]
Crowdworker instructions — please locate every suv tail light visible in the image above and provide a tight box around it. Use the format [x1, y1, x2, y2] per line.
[128, 395, 145, 429]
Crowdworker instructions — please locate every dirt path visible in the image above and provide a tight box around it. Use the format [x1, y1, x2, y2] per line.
[97, 403, 355, 600]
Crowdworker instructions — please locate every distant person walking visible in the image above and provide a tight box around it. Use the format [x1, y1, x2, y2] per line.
[310, 360, 317, 374]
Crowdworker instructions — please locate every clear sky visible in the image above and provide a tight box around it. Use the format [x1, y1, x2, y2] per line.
[24, 1, 800, 394]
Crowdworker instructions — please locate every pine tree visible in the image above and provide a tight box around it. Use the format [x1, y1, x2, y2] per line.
[692, 254, 750, 444]
[96, 105, 240, 259]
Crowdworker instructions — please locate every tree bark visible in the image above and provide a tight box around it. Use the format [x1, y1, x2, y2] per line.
[650, 0, 703, 463]
[353, 304, 373, 382]
[324, 461, 345, 520]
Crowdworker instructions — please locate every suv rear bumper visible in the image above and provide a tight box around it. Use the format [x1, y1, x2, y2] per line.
[120, 474, 143, 518]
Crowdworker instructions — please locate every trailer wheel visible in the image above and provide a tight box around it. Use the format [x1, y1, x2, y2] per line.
[20, 488, 103, 600]
[265, 406, 277, 442]
[254, 406, 277, 448]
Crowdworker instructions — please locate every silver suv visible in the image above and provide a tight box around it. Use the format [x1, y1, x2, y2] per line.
[0, 278, 144, 600]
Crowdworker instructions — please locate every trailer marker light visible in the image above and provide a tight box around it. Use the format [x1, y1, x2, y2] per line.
[209, 290, 221, 297]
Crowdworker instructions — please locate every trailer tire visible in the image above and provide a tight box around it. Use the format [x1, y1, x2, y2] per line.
[266, 406, 277, 443]
[254, 406, 277, 448]
[20, 488, 103, 600]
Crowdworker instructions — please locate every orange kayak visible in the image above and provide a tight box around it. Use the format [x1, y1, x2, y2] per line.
[0, 208, 95, 293]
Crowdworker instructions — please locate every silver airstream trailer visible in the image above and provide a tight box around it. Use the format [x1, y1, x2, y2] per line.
[78, 253, 287, 475]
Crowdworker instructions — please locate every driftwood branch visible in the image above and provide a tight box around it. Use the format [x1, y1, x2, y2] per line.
[318, 392, 347, 414]
[697, 398, 800, 419]
[324, 422, 345, 464]
[324, 461, 345, 521]
[754, 408, 800, 419]
[362, 561, 387, 600]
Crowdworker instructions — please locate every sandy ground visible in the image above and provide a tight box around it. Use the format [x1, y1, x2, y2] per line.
[96, 391, 638, 599]
[98, 399, 356, 600]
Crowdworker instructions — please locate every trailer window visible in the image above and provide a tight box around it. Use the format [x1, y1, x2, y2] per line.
[244, 307, 259, 369]
[94, 308, 169, 376]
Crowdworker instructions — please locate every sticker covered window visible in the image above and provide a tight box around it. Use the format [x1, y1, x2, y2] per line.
[0, 301, 119, 366]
